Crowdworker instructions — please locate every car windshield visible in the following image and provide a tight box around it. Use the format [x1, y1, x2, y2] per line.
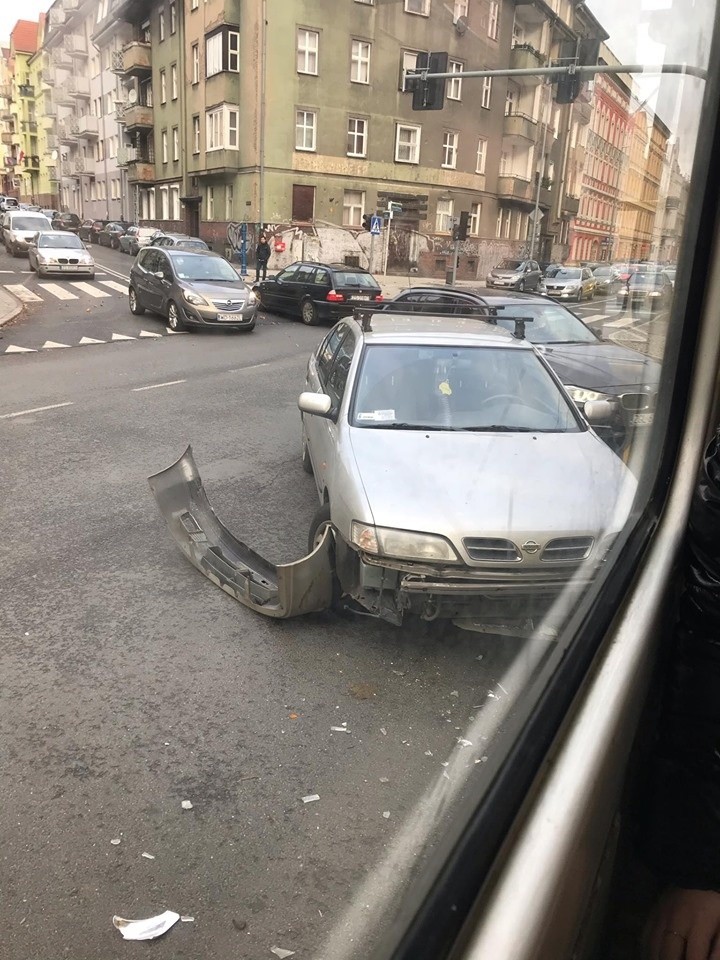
[38, 234, 83, 249]
[11, 217, 49, 231]
[176, 240, 207, 249]
[351, 344, 580, 432]
[492, 303, 598, 344]
[593, 266, 614, 276]
[630, 272, 666, 287]
[545, 267, 582, 280]
[497, 259, 523, 270]
[172, 254, 241, 282]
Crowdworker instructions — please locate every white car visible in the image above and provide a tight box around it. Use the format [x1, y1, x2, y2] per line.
[2, 211, 52, 256]
[27, 230, 95, 279]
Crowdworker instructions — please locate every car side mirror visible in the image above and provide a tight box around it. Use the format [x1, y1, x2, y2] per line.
[298, 392, 334, 419]
[153, 270, 168, 281]
[584, 400, 614, 424]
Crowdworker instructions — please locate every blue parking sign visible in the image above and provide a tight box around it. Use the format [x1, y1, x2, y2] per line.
[370, 215, 382, 236]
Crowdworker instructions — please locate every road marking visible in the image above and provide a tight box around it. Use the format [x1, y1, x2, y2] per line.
[98, 264, 131, 283]
[69, 281, 111, 298]
[4, 344, 37, 353]
[4, 284, 43, 302]
[139, 330, 162, 337]
[42, 340, 70, 349]
[0, 401, 73, 420]
[38, 283, 79, 301]
[98, 279, 128, 294]
[581, 314, 611, 324]
[79, 336, 106, 345]
[111, 332, 136, 341]
[132, 379, 186, 392]
[603, 315, 638, 329]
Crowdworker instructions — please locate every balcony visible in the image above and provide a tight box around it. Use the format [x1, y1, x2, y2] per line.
[0, 83, 12, 100]
[509, 44, 545, 85]
[18, 84, 35, 99]
[562, 194, 580, 217]
[115, 102, 127, 123]
[665, 194, 681, 210]
[497, 175, 535, 205]
[69, 76, 91, 99]
[122, 41, 152, 76]
[111, 50, 125, 73]
[42, 95, 56, 117]
[58, 121, 78, 144]
[63, 33, 88, 57]
[124, 103, 154, 131]
[42, 67, 56, 87]
[22, 120, 38, 133]
[1, 132, 13, 145]
[75, 115, 99, 138]
[46, 134, 59, 149]
[49, 6, 66, 25]
[63, 0, 81, 10]
[56, 85, 75, 107]
[61, 159, 72, 177]
[48, 165, 59, 181]
[51, 48, 72, 70]
[74, 156, 96, 176]
[117, 145, 136, 166]
[127, 160, 155, 183]
[503, 112, 538, 144]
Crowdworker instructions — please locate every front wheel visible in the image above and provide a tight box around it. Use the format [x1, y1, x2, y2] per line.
[167, 300, 185, 331]
[301, 299, 319, 326]
[308, 502, 332, 554]
[516, 279, 525, 292]
[129, 286, 145, 315]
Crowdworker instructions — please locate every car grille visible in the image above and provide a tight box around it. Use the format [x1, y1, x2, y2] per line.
[541, 537, 594, 562]
[463, 538, 521, 562]
[619, 392, 652, 411]
[58, 258, 79, 264]
[211, 299, 245, 312]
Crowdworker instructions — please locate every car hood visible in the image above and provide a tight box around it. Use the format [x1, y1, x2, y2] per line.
[489, 268, 521, 278]
[535, 341, 661, 393]
[182, 281, 250, 300]
[348, 427, 634, 540]
[38, 246, 90, 257]
[544, 276, 580, 286]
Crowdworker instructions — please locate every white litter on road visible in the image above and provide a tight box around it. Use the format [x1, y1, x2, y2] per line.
[141, 852, 155, 860]
[180, 916, 195, 922]
[380, 727, 387, 736]
[330, 726, 349, 733]
[112, 911, 180, 941]
[110, 838, 121, 845]
[302, 794, 320, 804]
[270, 948, 295, 958]
[457, 739, 473, 748]
[382, 811, 390, 819]
[181, 800, 193, 810]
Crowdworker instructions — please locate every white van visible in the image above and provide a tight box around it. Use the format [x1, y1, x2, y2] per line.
[1, 210, 52, 257]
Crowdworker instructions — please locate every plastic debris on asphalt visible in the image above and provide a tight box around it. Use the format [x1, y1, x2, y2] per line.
[180, 916, 194, 922]
[110, 838, 121, 845]
[112, 911, 180, 941]
[302, 794, 320, 803]
[380, 727, 387, 736]
[457, 738, 473, 748]
[181, 800, 193, 810]
[141, 852, 155, 860]
[424, 751, 433, 756]
[382, 811, 391, 819]
[270, 947, 296, 958]
[379, 777, 389, 783]
[330, 726, 349, 733]
[450, 690, 459, 697]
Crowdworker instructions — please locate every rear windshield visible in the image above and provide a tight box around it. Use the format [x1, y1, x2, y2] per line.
[38, 234, 83, 249]
[11, 216, 50, 231]
[332, 271, 378, 288]
[593, 267, 614, 276]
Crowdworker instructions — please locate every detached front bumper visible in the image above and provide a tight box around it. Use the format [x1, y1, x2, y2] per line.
[149, 446, 334, 618]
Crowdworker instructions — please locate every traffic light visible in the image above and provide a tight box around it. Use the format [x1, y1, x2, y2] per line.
[554, 38, 600, 104]
[412, 52, 449, 111]
[452, 211, 470, 242]
[362, 213, 372, 232]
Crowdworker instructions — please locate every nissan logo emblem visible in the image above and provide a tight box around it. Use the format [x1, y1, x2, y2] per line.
[521, 540, 541, 555]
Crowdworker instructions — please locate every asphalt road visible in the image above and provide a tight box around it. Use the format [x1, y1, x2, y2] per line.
[1, 244, 550, 960]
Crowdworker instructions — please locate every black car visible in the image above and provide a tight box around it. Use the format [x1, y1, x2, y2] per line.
[54, 212, 82, 234]
[96, 221, 129, 249]
[78, 219, 110, 243]
[617, 269, 674, 315]
[151, 233, 209, 251]
[255, 261, 383, 325]
[386, 286, 661, 452]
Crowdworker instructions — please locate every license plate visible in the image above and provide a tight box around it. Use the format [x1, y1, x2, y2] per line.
[60, 265, 79, 270]
[217, 313, 239, 322]
[632, 412, 654, 426]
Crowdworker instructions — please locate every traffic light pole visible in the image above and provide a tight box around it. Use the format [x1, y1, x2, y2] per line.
[407, 62, 707, 84]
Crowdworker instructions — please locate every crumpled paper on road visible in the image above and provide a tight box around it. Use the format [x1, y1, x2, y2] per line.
[112, 910, 180, 940]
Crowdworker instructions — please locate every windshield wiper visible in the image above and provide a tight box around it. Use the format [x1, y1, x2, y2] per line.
[459, 425, 539, 432]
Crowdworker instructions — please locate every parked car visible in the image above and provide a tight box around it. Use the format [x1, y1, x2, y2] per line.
[96, 221, 129, 249]
[27, 230, 95, 278]
[149, 312, 636, 626]
[663, 266, 677, 288]
[385, 287, 661, 452]
[78, 219, 110, 243]
[540, 266, 597, 301]
[591, 265, 622, 296]
[40, 208, 57, 221]
[151, 233, 209, 251]
[119, 225, 159, 255]
[617, 269, 674, 314]
[129, 247, 258, 332]
[256, 261, 383, 325]
[1, 211, 53, 256]
[485, 258, 543, 291]
[56, 213, 82, 234]
[0, 196, 19, 213]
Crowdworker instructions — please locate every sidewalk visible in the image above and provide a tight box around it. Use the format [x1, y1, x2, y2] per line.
[0, 285, 23, 328]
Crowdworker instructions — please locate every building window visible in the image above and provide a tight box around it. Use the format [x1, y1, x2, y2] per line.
[350, 40, 371, 84]
[400, 50, 419, 92]
[436, 198, 454, 233]
[448, 60, 463, 100]
[172, 126, 179, 160]
[228, 108, 238, 147]
[343, 189, 364, 227]
[170, 2, 176, 34]
[162, 130, 168, 163]
[192, 43, 199, 83]
[160, 69, 166, 103]
[297, 28, 319, 75]
[476, 138, 487, 174]
[295, 109, 316, 151]
[453, 0, 468, 19]
[442, 131, 458, 169]
[481, 76, 492, 109]
[292, 184, 315, 221]
[395, 123, 420, 163]
[207, 185, 214, 219]
[469, 201, 481, 235]
[405, 0, 430, 14]
[205, 105, 240, 150]
[171, 64, 177, 99]
[204, 27, 239, 77]
[105, 92, 112, 114]
[192, 115, 200, 153]
[170, 185, 180, 220]
[206, 32, 222, 77]
[226, 184, 233, 220]
[159, 8, 165, 41]
[488, 0, 499, 39]
[347, 116, 367, 157]
[160, 185, 169, 219]
[228, 31, 239, 72]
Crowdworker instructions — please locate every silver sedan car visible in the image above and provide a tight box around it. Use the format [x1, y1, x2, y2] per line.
[27, 230, 95, 278]
[149, 314, 636, 629]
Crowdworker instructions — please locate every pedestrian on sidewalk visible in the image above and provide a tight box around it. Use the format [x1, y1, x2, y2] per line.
[255, 233, 271, 282]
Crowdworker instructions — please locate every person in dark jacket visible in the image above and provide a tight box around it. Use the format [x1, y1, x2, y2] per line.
[642, 427, 720, 959]
[255, 234, 271, 282]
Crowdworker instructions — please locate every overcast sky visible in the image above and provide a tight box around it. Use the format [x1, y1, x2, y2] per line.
[0, 1, 49, 47]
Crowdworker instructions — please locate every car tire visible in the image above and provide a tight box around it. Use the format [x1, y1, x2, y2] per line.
[167, 300, 185, 332]
[517, 279, 525, 292]
[129, 286, 145, 315]
[301, 429, 313, 475]
[29, 258, 35, 271]
[301, 298, 320, 326]
[89, 273, 95, 281]
[308, 502, 332, 555]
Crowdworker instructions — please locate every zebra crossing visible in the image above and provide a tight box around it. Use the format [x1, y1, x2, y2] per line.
[3, 276, 127, 303]
[3, 327, 185, 355]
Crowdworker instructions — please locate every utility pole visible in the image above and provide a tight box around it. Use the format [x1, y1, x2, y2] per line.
[369, 230, 376, 274]
[382, 205, 394, 276]
[450, 225, 460, 285]
[531, 85, 550, 262]
[258, 0, 267, 233]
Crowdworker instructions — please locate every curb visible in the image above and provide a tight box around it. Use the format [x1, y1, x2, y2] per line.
[0, 287, 23, 328]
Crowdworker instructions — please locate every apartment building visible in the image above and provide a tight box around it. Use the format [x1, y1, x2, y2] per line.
[0, 46, 14, 197]
[653, 138, 689, 263]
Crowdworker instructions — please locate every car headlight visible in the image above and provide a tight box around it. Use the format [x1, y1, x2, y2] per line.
[37, 255, 57, 264]
[247, 291, 257, 305]
[183, 290, 210, 307]
[564, 282, 580, 291]
[565, 385, 615, 404]
[351, 522, 460, 563]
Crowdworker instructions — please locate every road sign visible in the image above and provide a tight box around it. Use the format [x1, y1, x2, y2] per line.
[528, 209, 544, 222]
[370, 215, 382, 236]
